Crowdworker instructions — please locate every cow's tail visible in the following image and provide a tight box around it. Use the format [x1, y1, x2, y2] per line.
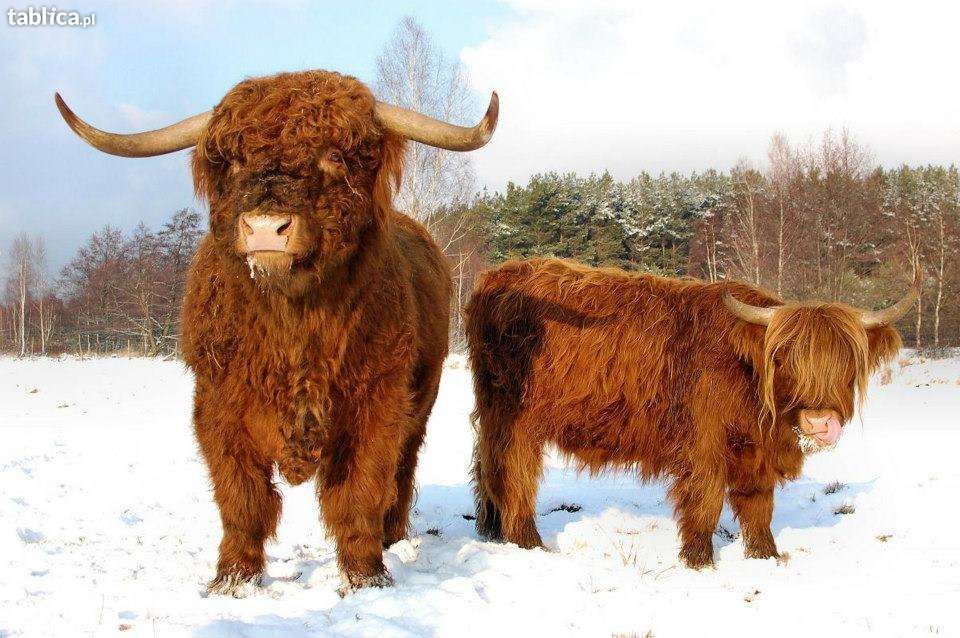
[465, 286, 509, 541]
[466, 271, 546, 541]
[471, 410, 504, 541]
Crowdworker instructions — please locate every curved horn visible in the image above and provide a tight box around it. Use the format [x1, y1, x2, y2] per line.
[723, 292, 779, 326]
[374, 91, 498, 152]
[54, 92, 211, 158]
[860, 287, 919, 328]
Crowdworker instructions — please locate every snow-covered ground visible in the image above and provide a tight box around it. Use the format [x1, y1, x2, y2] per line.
[1, 352, 958, 637]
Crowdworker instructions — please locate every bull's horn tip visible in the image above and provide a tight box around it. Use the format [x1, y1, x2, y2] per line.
[54, 92, 75, 119]
[483, 91, 499, 137]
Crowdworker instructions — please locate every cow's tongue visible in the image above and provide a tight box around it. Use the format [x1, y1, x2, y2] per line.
[814, 417, 842, 444]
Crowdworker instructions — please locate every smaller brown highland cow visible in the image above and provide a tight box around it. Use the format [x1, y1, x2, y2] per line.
[467, 258, 914, 567]
[56, 71, 498, 594]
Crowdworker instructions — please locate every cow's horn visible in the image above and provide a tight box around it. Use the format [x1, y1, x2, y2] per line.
[374, 91, 498, 152]
[860, 287, 919, 328]
[723, 292, 778, 326]
[55, 93, 211, 158]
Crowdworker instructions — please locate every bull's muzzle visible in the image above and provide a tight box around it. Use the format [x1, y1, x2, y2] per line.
[240, 213, 297, 253]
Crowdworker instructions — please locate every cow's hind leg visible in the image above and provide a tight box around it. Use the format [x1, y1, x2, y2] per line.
[195, 397, 281, 595]
[671, 471, 725, 569]
[475, 414, 544, 549]
[729, 487, 778, 559]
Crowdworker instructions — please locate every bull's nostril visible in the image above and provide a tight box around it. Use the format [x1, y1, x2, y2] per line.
[277, 219, 292, 235]
[241, 218, 253, 235]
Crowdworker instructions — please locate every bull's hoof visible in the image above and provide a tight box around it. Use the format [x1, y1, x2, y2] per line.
[337, 570, 394, 597]
[512, 537, 546, 551]
[206, 571, 263, 598]
[504, 520, 543, 550]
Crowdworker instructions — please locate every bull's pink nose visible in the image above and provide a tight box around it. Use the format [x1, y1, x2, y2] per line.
[241, 214, 292, 252]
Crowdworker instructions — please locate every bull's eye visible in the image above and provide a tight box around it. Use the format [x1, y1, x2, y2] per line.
[326, 149, 343, 164]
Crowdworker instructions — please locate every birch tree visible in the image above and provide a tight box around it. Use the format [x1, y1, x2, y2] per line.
[374, 16, 478, 243]
[7, 235, 34, 356]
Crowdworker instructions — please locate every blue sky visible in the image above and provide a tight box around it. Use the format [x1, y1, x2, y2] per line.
[3, 0, 959, 271]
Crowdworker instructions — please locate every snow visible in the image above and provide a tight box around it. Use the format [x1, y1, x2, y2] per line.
[1, 352, 958, 637]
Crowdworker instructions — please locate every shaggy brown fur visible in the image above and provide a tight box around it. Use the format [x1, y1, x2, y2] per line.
[181, 71, 451, 594]
[466, 258, 901, 567]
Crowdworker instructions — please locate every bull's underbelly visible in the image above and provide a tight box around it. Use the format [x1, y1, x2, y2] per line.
[275, 406, 327, 485]
[240, 376, 333, 486]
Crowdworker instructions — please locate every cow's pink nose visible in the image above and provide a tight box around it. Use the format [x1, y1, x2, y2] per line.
[800, 410, 843, 445]
[240, 214, 294, 252]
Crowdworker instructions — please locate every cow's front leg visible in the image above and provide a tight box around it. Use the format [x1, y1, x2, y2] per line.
[194, 393, 281, 596]
[671, 472, 725, 569]
[318, 392, 405, 594]
[729, 487, 778, 559]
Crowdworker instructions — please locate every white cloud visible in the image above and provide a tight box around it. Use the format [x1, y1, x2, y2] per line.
[461, 0, 960, 188]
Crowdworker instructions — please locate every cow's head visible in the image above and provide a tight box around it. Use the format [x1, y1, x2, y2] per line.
[55, 70, 498, 296]
[725, 290, 914, 453]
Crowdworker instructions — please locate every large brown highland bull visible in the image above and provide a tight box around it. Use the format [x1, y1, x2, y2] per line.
[467, 258, 913, 568]
[56, 70, 498, 594]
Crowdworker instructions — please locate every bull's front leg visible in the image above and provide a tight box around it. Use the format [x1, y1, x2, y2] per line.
[729, 487, 778, 559]
[194, 388, 282, 596]
[318, 386, 406, 594]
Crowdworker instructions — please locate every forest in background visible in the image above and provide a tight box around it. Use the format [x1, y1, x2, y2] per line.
[455, 132, 959, 351]
[2, 19, 957, 356]
[2, 131, 957, 356]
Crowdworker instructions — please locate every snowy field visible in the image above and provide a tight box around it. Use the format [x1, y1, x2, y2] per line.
[1, 353, 958, 637]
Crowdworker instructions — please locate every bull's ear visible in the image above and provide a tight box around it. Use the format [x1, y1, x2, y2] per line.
[372, 131, 406, 214]
[866, 325, 902, 372]
[191, 137, 224, 202]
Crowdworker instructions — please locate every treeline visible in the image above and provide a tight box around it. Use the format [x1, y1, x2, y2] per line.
[1, 132, 957, 356]
[463, 132, 959, 349]
[1, 209, 200, 356]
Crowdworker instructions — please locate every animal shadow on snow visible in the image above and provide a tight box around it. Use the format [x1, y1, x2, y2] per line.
[196, 612, 435, 638]
[193, 469, 871, 636]
[429, 467, 873, 552]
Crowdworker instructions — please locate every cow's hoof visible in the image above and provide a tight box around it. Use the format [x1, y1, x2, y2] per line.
[680, 545, 715, 570]
[337, 570, 394, 597]
[744, 545, 779, 560]
[206, 572, 262, 598]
